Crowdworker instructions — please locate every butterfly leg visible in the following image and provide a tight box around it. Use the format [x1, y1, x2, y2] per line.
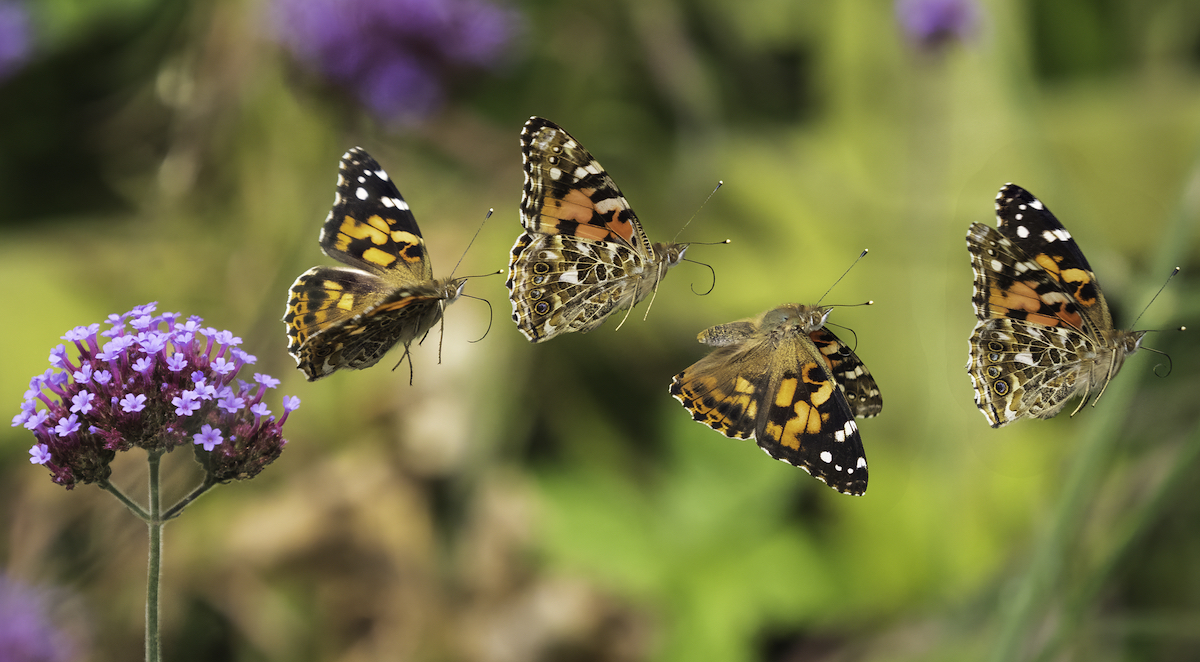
[391, 344, 416, 386]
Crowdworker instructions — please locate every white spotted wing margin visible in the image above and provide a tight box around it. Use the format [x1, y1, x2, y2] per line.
[670, 304, 882, 496]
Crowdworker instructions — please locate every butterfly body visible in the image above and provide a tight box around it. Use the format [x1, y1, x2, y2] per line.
[283, 147, 465, 381]
[507, 117, 688, 342]
[671, 304, 881, 496]
[966, 183, 1146, 426]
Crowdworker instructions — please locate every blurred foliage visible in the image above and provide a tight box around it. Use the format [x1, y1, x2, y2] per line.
[2, 0, 1200, 660]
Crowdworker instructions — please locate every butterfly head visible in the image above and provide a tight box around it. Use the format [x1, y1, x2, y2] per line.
[761, 304, 832, 335]
[654, 242, 689, 269]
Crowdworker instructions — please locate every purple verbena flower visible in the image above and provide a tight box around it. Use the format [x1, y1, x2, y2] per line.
[120, 393, 147, 413]
[14, 303, 299, 488]
[29, 444, 51, 465]
[0, 574, 80, 662]
[171, 392, 201, 417]
[69, 391, 94, 415]
[270, 0, 523, 124]
[53, 415, 80, 438]
[0, 2, 33, 83]
[22, 409, 49, 431]
[217, 390, 246, 414]
[72, 364, 93, 385]
[137, 332, 168, 354]
[255, 373, 281, 389]
[896, 0, 979, 49]
[193, 424, 223, 451]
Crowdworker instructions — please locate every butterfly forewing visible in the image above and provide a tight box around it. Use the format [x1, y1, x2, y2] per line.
[518, 116, 649, 250]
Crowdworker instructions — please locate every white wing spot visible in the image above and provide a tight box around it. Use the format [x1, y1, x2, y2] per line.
[1016, 225, 1030, 238]
[1029, 198, 1044, 210]
[356, 187, 369, 200]
[820, 451, 833, 464]
[990, 259, 1003, 272]
[857, 456, 867, 469]
[374, 169, 389, 181]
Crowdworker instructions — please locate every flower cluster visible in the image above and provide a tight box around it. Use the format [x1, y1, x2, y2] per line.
[895, 0, 979, 50]
[0, 1, 33, 82]
[0, 575, 79, 662]
[13, 303, 299, 488]
[270, 0, 522, 123]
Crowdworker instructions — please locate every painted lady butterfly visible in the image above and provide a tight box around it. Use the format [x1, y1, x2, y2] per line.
[283, 147, 465, 381]
[966, 183, 1146, 426]
[506, 117, 689, 342]
[670, 304, 882, 495]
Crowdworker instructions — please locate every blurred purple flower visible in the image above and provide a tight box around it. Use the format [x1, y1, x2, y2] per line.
[271, 0, 522, 123]
[0, 575, 79, 662]
[896, 0, 979, 49]
[0, 1, 32, 82]
[14, 303, 299, 488]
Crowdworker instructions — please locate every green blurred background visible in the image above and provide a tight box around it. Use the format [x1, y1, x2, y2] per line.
[2, 0, 1199, 660]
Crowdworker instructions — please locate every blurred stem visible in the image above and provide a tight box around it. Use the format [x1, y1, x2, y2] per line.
[1039, 420, 1200, 662]
[99, 478, 150, 521]
[163, 476, 217, 521]
[146, 448, 164, 662]
[991, 146, 1200, 662]
[989, 375, 1133, 662]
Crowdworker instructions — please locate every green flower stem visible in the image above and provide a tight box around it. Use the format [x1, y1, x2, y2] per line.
[99, 478, 150, 521]
[163, 476, 218, 522]
[146, 448, 164, 662]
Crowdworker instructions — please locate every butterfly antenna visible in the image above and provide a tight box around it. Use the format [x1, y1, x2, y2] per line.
[1131, 266, 1180, 328]
[817, 249, 869, 305]
[448, 208, 494, 279]
[670, 181, 723, 244]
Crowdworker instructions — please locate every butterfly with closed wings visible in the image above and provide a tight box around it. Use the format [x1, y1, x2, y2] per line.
[506, 117, 691, 343]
